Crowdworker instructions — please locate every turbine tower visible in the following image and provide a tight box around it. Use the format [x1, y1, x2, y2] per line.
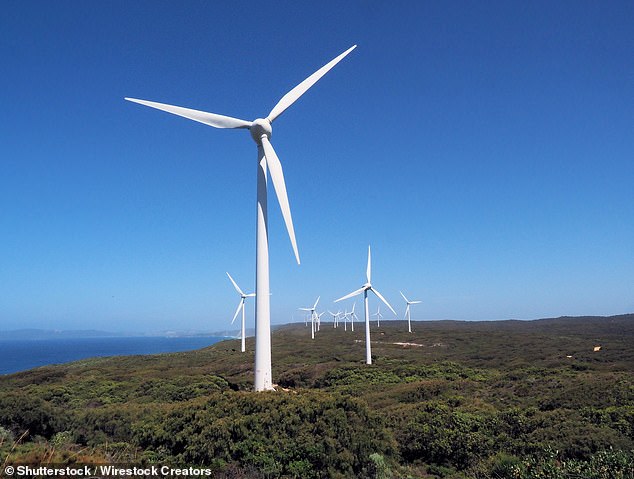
[126, 46, 356, 391]
[400, 291, 422, 333]
[226, 272, 255, 353]
[335, 246, 396, 364]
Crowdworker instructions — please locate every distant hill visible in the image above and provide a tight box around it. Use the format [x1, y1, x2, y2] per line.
[0, 328, 234, 340]
[0, 328, 126, 340]
[4, 315, 629, 341]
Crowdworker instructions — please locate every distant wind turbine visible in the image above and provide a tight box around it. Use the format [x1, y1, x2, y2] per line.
[335, 246, 396, 364]
[372, 305, 384, 327]
[126, 46, 356, 391]
[400, 291, 422, 333]
[341, 303, 358, 332]
[299, 296, 320, 340]
[226, 272, 255, 353]
[317, 311, 325, 331]
[328, 310, 341, 328]
[349, 302, 358, 332]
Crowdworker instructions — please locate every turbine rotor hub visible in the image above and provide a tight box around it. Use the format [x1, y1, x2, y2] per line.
[250, 118, 272, 144]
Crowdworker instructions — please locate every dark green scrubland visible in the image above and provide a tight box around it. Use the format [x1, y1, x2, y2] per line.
[1, 314, 633, 478]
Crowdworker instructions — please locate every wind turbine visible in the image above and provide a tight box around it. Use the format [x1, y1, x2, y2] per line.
[328, 310, 341, 328]
[400, 291, 422, 333]
[317, 311, 325, 331]
[341, 303, 358, 332]
[299, 296, 320, 340]
[126, 46, 356, 391]
[226, 272, 255, 353]
[349, 302, 358, 332]
[335, 246, 396, 364]
[372, 305, 384, 327]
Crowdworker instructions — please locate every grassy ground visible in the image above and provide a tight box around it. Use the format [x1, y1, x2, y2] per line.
[1, 314, 633, 478]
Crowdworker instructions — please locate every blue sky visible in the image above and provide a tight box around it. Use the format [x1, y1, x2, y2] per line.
[1, 1, 632, 332]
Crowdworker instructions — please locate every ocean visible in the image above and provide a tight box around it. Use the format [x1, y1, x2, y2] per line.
[0, 336, 227, 375]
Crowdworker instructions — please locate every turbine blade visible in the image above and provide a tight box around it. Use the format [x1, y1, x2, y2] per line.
[404, 304, 410, 320]
[246, 293, 257, 297]
[266, 45, 357, 123]
[366, 245, 372, 284]
[313, 296, 321, 309]
[125, 98, 252, 129]
[334, 287, 364, 303]
[231, 300, 243, 324]
[226, 272, 244, 296]
[260, 136, 300, 264]
[370, 287, 397, 316]
[299, 307, 312, 311]
[411, 300, 422, 304]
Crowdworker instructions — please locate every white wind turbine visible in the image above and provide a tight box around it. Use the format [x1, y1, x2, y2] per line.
[226, 272, 255, 353]
[342, 303, 358, 332]
[348, 302, 358, 332]
[299, 296, 320, 340]
[317, 311, 325, 331]
[372, 305, 384, 327]
[328, 310, 341, 328]
[126, 46, 356, 391]
[342, 308, 349, 331]
[400, 291, 422, 333]
[335, 246, 396, 364]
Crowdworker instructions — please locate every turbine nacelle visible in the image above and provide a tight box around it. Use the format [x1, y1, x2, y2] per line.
[250, 118, 272, 144]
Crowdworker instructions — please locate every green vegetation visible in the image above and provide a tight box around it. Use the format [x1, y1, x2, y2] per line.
[1, 314, 633, 478]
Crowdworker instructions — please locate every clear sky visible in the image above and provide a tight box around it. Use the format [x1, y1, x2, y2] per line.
[1, 1, 632, 332]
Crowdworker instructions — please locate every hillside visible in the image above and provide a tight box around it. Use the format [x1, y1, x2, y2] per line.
[1, 315, 633, 478]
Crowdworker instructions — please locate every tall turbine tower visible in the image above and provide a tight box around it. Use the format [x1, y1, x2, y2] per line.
[335, 246, 396, 364]
[126, 46, 356, 391]
[226, 272, 255, 352]
[400, 291, 422, 333]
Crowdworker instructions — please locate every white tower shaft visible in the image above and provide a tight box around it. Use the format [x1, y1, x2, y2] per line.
[241, 300, 246, 352]
[364, 290, 371, 365]
[254, 146, 273, 391]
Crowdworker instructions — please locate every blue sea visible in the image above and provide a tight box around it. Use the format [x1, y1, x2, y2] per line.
[0, 336, 226, 375]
